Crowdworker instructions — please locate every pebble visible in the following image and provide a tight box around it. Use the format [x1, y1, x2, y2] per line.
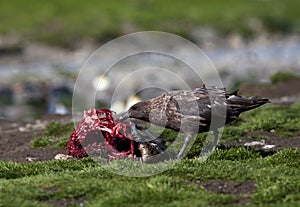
[19, 127, 29, 132]
[54, 154, 73, 160]
[262, 144, 276, 149]
[26, 157, 39, 162]
[18, 120, 46, 132]
[244, 140, 265, 147]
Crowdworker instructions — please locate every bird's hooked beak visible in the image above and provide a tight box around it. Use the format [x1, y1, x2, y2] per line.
[119, 111, 130, 121]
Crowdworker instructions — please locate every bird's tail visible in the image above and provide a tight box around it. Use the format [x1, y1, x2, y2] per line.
[227, 94, 270, 113]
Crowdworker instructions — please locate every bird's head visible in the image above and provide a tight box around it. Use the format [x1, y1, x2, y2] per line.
[119, 101, 151, 121]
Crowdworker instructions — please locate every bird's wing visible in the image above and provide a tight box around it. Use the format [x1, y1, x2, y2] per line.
[166, 90, 211, 116]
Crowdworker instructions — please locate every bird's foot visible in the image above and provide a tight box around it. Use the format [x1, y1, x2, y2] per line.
[176, 135, 192, 159]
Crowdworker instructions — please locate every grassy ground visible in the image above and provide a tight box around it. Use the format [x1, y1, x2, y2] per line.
[0, 149, 299, 206]
[1, 0, 300, 47]
[1, 101, 300, 207]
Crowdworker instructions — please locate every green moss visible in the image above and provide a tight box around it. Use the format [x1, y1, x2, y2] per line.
[209, 147, 262, 161]
[221, 127, 246, 142]
[31, 121, 74, 149]
[160, 128, 179, 143]
[186, 133, 207, 158]
[254, 149, 300, 204]
[270, 71, 298, 84]
[236, 104, 300, 136]
[31, 135, 69, 149]
[44, 121, 74, 137]
[291, 100, 300, 111]
[31, 136, 51, 148]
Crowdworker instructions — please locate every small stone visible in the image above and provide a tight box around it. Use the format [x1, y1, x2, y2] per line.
[244, 140, 265, 147]
[26, 157, 39, 162]
[19, 127, 29, 132]
[31, 120, 46, 130]
[54, 154, 73, 160]
[262, 145, 276, 149]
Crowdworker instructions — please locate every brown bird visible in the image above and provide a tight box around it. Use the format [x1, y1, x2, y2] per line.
[120, 85, 270, 158]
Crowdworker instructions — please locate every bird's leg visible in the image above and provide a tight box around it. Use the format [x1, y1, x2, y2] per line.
[177, 134, 192, 159]
[129, 122, 144, 162]
[213, 130, 219, 149]
[130, 121, 144, 143]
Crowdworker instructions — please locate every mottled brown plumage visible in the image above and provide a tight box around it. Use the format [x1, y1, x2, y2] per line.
[121, 85, 270, 158]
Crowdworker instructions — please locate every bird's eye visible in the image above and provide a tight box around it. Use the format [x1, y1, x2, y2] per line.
[130, 105, 137, 110]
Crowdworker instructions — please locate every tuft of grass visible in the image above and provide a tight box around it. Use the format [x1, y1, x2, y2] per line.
[237, 103, 300, 136]
[31, 136, 51, 148]
[44, 121, 74, 137]
[31, 121, 74, 149]
[253, 149, 300, 204]
[186, 133, 207, 158]
[220, 127, 246, 142]
[270, 71, 298, 84]
[209, 147, 262, 161]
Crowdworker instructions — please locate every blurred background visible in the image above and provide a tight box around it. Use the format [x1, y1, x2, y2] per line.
[0, 0, 300, 121]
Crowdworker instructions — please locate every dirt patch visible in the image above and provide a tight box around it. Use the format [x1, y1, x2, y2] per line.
[239, 78, 300, 105]
[189, 180, 255, 205]
[0, 115, 72, 162]
[219, 131, 300, 153]
[39, 186, 86, 207]
[193, 180, 256, 195]
[42, 186, 64, 192]
[43, 198, 86, 207]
